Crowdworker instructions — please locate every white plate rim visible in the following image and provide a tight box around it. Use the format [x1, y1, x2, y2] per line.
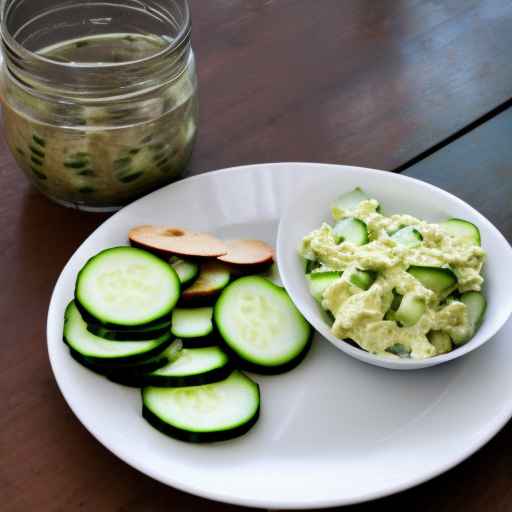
[47, 162, 512, 509]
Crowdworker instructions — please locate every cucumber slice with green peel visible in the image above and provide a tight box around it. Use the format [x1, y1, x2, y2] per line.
[110, 346, 232, 388]
[394, 294, 425, 327]
[385, 343, 411, 358]
[64, 302, 172, 364]
[307, 271, 341, 301]
[70, 347, 171, 376]
[181, 261, 231, 303]
[452, 291, 487, 346]
[441, 219, 481, 246]
[215, 276, 312, 374]
[142, 370, 260, 443]
[75, 246, 180, 328]
[428, 331, 453, 354]
[407, 266, 457, 295]
[350, 269, 377, 290]
[171, 307, 214, 339]
[72, 339, 182, 377]
[461, 291, 486, 329]
[331, 187, 373, 213]
[148, 346, 230, 386]
[169, 256, 199, 287]
[75, 294, 174, 332]
[333, 218, 369, 245]
[86, 318, 171, 341]
[391, 226, 423, 248]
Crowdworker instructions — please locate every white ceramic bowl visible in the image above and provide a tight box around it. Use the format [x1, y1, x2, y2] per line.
[277, 164, 512, 370]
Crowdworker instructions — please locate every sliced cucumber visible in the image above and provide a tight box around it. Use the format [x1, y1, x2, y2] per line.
[391, 226, 423, 248]
[111, 346, 232, 388]
[428, 331, 453, 354]
[307, 271, 341, 301]
[86, 318, 171, 341]
[171, 307, 213, 338]
[331, 187, 373, 213]
[181, 261, 230, 303]
[441, 218, 481, 246]
[70, 347, 170, 375]
[75, 246, 180, 328]
[215, 276, 312, 374]
[64, 302, 172, 364]
[452, 291, 487, 346]
[72, 339, 181, 376]
[394, 294, 425, 327]
[169, 256, 199, 287]
[333, 218, 369, 245]
[407, 266, 457, 295]
[350, 269, 376, 290]
[142, 370, 260, 443]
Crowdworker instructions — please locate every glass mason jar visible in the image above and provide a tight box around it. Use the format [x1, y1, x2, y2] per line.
[0, 0, 198, 211]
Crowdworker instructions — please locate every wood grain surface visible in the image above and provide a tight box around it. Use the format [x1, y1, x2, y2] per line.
[189, 0, 512, 172]
[1, 1, 512, 511]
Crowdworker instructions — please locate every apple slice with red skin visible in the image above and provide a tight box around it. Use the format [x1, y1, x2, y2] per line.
[129, 225, 228, 258]
[218, 239, 274, 266]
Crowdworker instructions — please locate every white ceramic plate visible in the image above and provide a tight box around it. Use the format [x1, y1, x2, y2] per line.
[48, 163, 512, 510]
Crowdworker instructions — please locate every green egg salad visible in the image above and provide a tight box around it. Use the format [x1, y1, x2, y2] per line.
[299, 188, 487, 360]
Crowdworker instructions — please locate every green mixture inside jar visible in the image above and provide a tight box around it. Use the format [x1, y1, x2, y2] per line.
[3, 33, 198, 208]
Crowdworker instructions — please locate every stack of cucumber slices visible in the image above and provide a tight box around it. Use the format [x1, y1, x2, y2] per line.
[65, 228, 311, 443]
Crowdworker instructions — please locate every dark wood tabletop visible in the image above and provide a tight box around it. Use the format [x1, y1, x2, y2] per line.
[2, 1, 512, 511]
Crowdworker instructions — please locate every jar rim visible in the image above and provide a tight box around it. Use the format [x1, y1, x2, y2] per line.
[0, 0, 191, 70]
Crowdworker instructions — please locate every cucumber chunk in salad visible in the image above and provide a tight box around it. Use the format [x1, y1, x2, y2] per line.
[441, 218, 481, 246]
[391, 226, 423, 248]
[407, 266, 457, 296]
[332, 218, 369, 245]
[428, 331, 453, 355]
[394, 294, 425, 327]
[307, 272, 341, 301]
[452, 291, 487, 346]
[349, 269, 376, 290]
[331, 187, 377, 216]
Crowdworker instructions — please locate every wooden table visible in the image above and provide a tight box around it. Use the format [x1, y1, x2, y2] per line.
[2, 1, 511, 510]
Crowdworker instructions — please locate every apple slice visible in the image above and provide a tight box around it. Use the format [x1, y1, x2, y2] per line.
[218, 239, 274, 266]
[129, 225, 227, 258]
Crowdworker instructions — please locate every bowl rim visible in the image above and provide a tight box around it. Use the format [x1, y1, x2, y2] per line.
[276, 163, 512, 370]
